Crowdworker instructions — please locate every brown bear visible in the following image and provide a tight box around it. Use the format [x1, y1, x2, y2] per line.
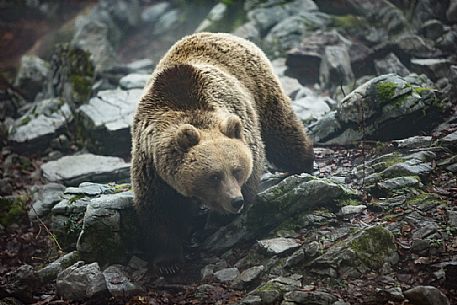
[131, 32, 314, 267]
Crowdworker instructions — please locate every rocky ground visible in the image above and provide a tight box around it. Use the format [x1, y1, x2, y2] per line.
[1, 0, 457, 304]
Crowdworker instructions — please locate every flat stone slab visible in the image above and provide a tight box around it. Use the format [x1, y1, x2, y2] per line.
[79, 89, 143, 156]
[41, 154, 130, 186]
[9, 98, 72, 154]
[258, 237, 301, 255]
[119, 74, 149, 89]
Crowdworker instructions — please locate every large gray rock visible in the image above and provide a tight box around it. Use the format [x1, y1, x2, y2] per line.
[72, 15, 117, 70]
[119, 74, 149, 89]
[403, 286, 450, 305]
[103, 265, 143, 297]
[310, 74, 448, 145]
[214, 268, 240, 283]
[247, 0, 318, 34]
[14, 55, 49, 101]
[8, 98, 72, 154]
[153, 10, 179, 35]
[28, 183, 65, 220]
[142, 2, 171, 23]
[204, 174, 357, 253]
[56, 261, 108, 301]
[292, 96, 333, 123]
[374, 53, 410, 77]
[286, 30, 351, 84]
[258, 237, 301, 255]
[310, 226, 398, 279]
[196, 2, 227, 32]
[283, 290, 337, 305]
[77, 192, 138, 265]
[79, 89, 142, 156]
[320, 45, 354, 89]
[37, 251, 80, 282]
[410, 58, 451, 81]
[46, 44, 95, 109]
[41, 154, 130, 186]
[264, 10, 329, 57]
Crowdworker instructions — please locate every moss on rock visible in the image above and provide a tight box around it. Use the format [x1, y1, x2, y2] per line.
[349, 226, 397, 269]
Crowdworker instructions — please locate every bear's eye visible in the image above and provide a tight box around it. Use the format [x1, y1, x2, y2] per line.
[209, 173, 222, 184]
[233, 168, 243, 180]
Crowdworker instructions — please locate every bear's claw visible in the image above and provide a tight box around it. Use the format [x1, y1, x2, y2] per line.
[158, 264, 180, 275]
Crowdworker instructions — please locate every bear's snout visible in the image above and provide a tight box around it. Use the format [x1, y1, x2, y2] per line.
[231, 196, 245, 213]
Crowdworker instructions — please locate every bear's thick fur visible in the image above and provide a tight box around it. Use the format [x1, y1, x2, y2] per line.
[131, 33, 314, 265]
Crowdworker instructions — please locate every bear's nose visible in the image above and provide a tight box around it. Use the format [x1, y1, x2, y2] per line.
[231, 197, 245, 213]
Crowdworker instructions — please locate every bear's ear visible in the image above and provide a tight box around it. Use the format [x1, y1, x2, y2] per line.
[153, 64, 201, 107]
[220, 115, 243, 140]
[176, 124, 200, 151]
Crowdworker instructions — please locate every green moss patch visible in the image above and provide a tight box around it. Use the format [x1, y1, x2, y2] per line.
[349, 226, 396, 269]
[0, 195, 28, 226]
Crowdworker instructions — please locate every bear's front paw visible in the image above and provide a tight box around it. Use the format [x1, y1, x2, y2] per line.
[156, 262, 181, 275]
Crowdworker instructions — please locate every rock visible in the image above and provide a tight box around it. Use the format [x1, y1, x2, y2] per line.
[440, 130, 457, 151]
[47, 44, 95, 108]
[278, 76, 304, 99]
[382, 160, 432, 181]
[119, 74, 149, 89]
[258, 237, 301, 255]
[339, 205, 367, 216]
[153, 10, 179, 35]
[100, 0, 141, 28]
[126, 59, 154, 74]
[436, 30, 457, 54]
[292, 96, 333, 123]
[420, 20, 445, 40]
[37, 251, 80, 282]
[374, 53, 410, 77]
[78, 89, 143, 156]
[103, 265, 143, 297]
[240, 295, 262, 305]
[196, 2, 227, 32]
[8, 98, 72, 154]
[376, 287, 404, 302]
[237, 266, 264, 286]
[264, 12, 330, 57]
[285, 249, 305, 267]
[28, 183, 65, 220]
[64, 182, 113, 196]
[377, 176, 422, 190]
[72, 16, 117, 70]
[142, 2, 171, 23]
[448, 0, 457, 22]
[214, 268, 240, 283]
[310, 74, 448, 145]
[77, 192, 138, 265]
[285, 30, 349, 84]
[392, 136, 433, 150]
[41, 154, 130, 186]
[283, 290, 337, 305]
[403, 286, 450, 305]
[252, 277, 301, 304]
[233, 21, 261, 43]
[247, 0, 318, 34]
[320, 45, 354, 89]
[311, 226, 398, 278]
[56, 261, 109, 301]
[204, 174, 356, 253]
[410, 58, 451, 81]
[14, 55, 49, 101]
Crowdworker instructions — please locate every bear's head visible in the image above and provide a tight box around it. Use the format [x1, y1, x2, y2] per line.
[159, 115, 253, 214]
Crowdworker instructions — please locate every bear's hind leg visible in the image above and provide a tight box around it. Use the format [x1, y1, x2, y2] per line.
[262, 99, 314, 174]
